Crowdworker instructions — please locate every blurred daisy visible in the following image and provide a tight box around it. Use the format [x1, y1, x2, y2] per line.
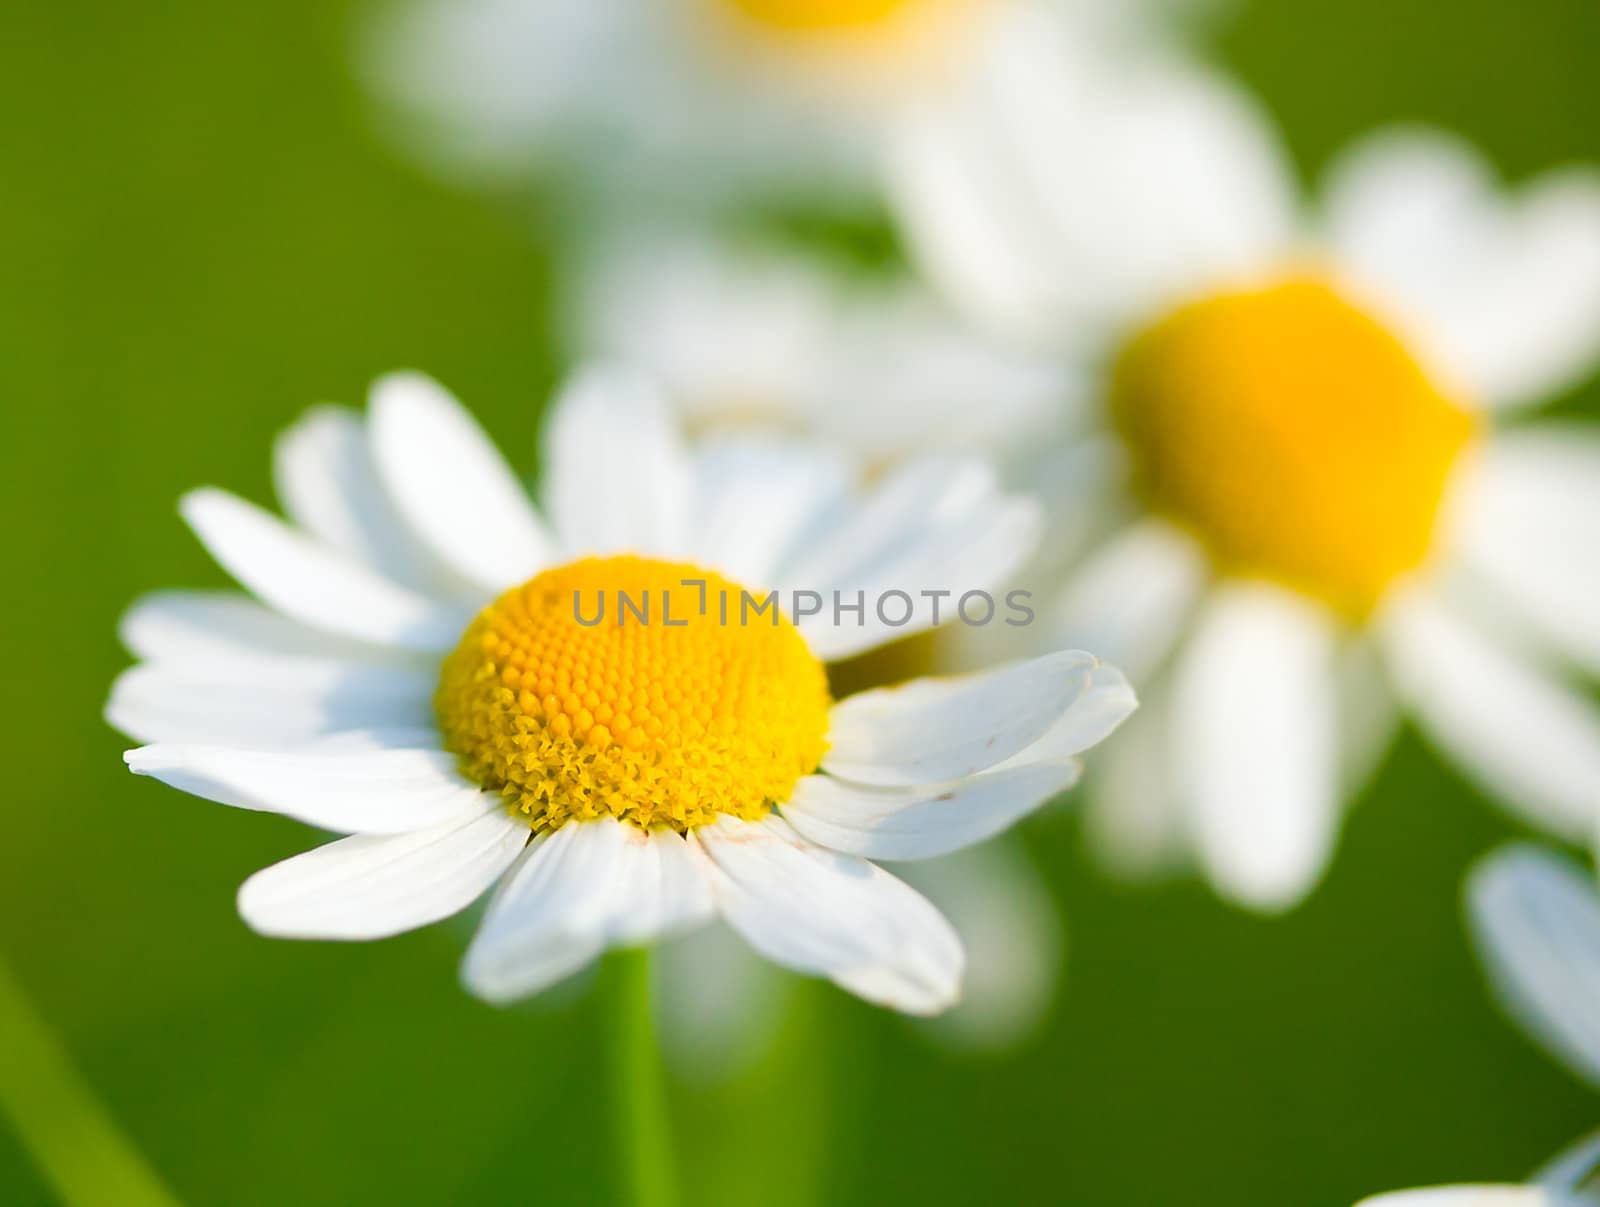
[1358, 846, 1600, 1206]
[361, 0, 1218, 214]
[891, 28, 1600, 910]
[108, 369, 1134, 1012]
[573, 233, 1070, 463]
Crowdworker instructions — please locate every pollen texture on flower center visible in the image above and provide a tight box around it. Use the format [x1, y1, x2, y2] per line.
[724, 0, 916, 31]
[1110, 275, 1479, 619]
[436, 556, 832, 831]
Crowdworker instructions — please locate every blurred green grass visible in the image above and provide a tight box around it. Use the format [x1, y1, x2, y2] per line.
[1, 0, 1597, 1203]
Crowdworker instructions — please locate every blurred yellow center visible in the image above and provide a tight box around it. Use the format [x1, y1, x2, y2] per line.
[436, 556, 832, 831]
[1110, 276, 1479, 619]
[723, 0, 914, 30]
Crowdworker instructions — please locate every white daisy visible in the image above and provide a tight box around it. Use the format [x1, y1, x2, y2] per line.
[1358, 846, 1600, 1206]
[888, 27, 1600, 910]
[569, 233, 1076, 1054]
[359, 0, 1217, 215]
[571, 232, 1070, 464]
[108, 368, 1134, 1013]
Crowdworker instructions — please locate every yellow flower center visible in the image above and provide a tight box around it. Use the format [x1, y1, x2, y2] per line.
[722, 0, 915, 31]
[436, 556, 832, 831]
[1109, 275, 1479, 619]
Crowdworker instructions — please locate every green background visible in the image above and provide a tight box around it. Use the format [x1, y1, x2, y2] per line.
[3, 0, 1598, 1203]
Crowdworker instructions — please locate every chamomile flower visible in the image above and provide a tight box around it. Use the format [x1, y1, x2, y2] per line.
[361, 0, 1214, 215]
[573, 232, 1069, 463]
[108, 369, 1134, 1013]
[573, 234, 1073, 1053]
[890, 29, 1600, 909]
[1358, 847, 1600, 1206]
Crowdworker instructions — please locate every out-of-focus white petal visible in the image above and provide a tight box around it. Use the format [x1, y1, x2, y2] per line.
[369, 371, 555, 593]
[180, 489, 470, 653]
[685, 437, 851, 589]
[118, 591, 406, 668]
[1356, 1190, 1554, 1207]
[1336, 633, 1402, 799]
[1534, 1131, 1600, 1195]
[785, 457, 1040, 660]
[1451, 429, 1600, 676]
[1380, 587, 1600, 842]
[462, 820, 713, 1003]
[898, 841, 1061, 1051]
[1173, 583, 1340, 911]
[106, 660, 436, 746]
[273, 404, 456, 595]
[781, 762, 1082, 862]
[821, 650, 1110, 786]
[1324, 128, 1600, 408]
[542, 366, 694, 560]
[1084, 679, 1188, 880]
[123, 740, 485, 835]
[1468, 845, 1600, 1090]
[653, 923, 789, 1082]
[890, 19, 1296, 339]
[693, 816, 963, 1015]
[1050, 521, 1207, 683]
[238, 804, 527, 940]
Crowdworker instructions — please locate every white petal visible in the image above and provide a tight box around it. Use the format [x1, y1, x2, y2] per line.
[107, 659, 437, 746]
[1356, 1191, 1553, 1207]
[180, 488, 468, 652]
[780, 763, 1082, 863]
[1173, 584, 1340, 911]
[890, 21, 1296, 338]
[118, 591, 404, 667]
[1084, 681, 1188, 879]
[542, 366, 693, 560]
[822, 650, 1108, 785]
[1534, 1131, 1600, 1194]
[573, 234, 833, 435]
[368, 371, 554, 593]
[685, 437, 851, 589]
[653, 923, 789, 1082]
[1324, 128, 1600, 408]
[994, 661, 1139, 770]
[1452, 429, 1600, 675]
[1381, 588, 1600, 841]
[1049, 521, 1207, 683]
[273, 404, 455, 594]
[123, 740, 486, 835]
[693, 815, 963, 1015]
[897, 842, 1060, 1051]
[462, 820, 713, 1003]
[1468, 845, 1600, 1089]
[786, 457, 1041, 661]
[238, 804, 527, 940]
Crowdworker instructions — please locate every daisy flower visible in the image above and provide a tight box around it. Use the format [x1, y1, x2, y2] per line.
[573, 232, 1070, 466]
[108, 369, 1134, 1013]
[1359, 846, 1600, 1206]
[572, 233, 1075, 1055]
[889, 28, 1600, 910]
[360, 0, 1214, 215]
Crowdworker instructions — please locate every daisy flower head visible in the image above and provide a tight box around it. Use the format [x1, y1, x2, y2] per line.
[572, 231, 1079, 1055]
[359, 0, 1221, 217]
[1357, 846, 1600, 1206]
[572, 230, 1072, 464]
[890, 27, 1600, 911]
[108, 368, 1135, 1013]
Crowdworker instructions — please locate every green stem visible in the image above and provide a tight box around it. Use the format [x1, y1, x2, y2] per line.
[612, 948, 678, 1207]
[0, 957, 181, 1207]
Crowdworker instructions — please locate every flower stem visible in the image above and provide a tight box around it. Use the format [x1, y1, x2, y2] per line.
[0, 957, 181, 1207]
[612, 947, 679, 1207]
